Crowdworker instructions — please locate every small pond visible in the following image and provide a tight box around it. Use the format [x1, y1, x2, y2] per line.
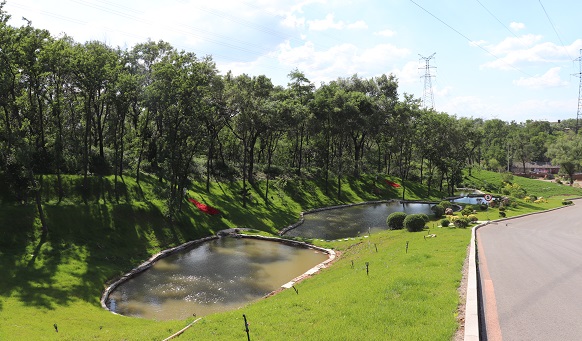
[282, 202, 435, 240]
[106, 237, 328, 320]
[451, 196, 487, 205]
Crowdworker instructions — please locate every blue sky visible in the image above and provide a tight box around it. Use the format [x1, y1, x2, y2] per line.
[5, 0, 582, 123]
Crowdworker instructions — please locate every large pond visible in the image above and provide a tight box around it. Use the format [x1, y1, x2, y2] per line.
[282, 202, 435, 240]
[106, 237, 328, 320]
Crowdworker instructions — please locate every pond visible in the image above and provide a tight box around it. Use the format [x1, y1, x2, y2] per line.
[282, 202, 435, 240]
[451, 196, 487, 205]
[105, 237, 328, 320]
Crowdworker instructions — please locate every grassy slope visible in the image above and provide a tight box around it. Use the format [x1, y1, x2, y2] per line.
[1, 170, 578, 340]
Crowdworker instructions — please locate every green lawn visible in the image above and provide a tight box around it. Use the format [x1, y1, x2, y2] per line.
[1, 170, 578, 340]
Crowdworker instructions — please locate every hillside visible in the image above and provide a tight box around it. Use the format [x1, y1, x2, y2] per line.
[1, 171, 579, 340]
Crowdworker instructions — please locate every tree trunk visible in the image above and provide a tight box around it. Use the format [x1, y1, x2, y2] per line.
[35, 175, 48, 235]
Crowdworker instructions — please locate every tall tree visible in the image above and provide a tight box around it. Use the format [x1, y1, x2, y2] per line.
[546, 132, 582, 184]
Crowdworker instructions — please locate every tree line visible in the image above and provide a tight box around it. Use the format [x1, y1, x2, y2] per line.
[2, 3, 581, 226]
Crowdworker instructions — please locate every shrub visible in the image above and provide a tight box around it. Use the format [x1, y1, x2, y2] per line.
[431, 204, 445, 218]
[419, 213, 430, 223]
[498, 206, 505, 212]
[461, 207, 473, 216]
[403, 214, 427, 232]
[468, 214, 478, 222]
[501, 182, 526, 199]
[440, 218, 450, 227]
[438, 201, 452, 209]
[562, 200, 573, 205]
[387, 212, 407, 230]
[479, 203, 488, 211]
[499, 211, 506, 218]
[454, 216, 471, 228]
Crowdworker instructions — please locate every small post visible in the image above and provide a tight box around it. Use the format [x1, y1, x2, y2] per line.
[243, 314, 250, 341]
[292, 285, 299, 294]
[406, 241, 409, 253]
[374, 243, 378, 252]
[365, 262, 369, 276]
[53, 323, 58, 333]
[351, 260, 354, 268]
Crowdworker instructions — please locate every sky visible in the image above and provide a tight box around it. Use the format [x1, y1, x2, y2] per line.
[4, 0, 582, 123]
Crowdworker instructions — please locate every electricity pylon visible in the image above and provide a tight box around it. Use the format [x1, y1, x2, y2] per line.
[419, 52, 436, 110]
[574, 49, 582, 134]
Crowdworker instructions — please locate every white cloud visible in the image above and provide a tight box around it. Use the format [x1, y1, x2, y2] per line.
[375, 29, 396, 37]
[391, 61, 421, 85]
[481, 36, 582, 70]
[347, 20, 368, 30]
[281, 14, 306, 29]
[274, 40, 410, 84]
[306, 14, 369, 31]
[307, 13, 345, 31]
[513, 67, 568, 89]
[510, 22, 525, 31]
[439, 95, 493, 118]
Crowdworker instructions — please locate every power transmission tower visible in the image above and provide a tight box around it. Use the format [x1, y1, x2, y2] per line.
[419, 52, 436, 110]
[574, 49, 582, 134]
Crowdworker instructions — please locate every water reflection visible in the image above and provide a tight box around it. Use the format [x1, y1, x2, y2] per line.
[283, 202, 434, 240]
[107, 237, 327, 320]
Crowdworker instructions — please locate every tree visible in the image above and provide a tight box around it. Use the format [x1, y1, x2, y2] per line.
[546, 132, 582, 184]
[286, 69, 314, 175]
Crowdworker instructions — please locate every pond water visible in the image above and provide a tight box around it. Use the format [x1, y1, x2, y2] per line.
[106, 237, 327, 320]
[282, 202, 435, 240]
[452, 196, 486, 205]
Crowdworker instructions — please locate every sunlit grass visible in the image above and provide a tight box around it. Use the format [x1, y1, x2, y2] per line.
[1, 170, 570, 340]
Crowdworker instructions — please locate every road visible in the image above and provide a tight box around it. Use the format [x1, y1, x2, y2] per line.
[478, 204, 582, 340]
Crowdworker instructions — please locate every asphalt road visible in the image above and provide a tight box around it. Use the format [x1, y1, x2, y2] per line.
[478, 204, 582, 341]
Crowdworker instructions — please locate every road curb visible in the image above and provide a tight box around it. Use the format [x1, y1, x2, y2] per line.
[464, 223, 483, 340]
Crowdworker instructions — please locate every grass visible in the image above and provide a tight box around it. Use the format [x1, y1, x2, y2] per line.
[178, 227, 471, 340]
[1, 170, 577, 340]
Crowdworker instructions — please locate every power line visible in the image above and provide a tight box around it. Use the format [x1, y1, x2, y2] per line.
[408, 0, 533, 77]
[474, 0, 563, 69]
[538, 0, 573, 60]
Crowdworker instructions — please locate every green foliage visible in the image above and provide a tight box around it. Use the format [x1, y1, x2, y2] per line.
[453, 216, 471, 228]
[499, 211, 507, 218]
[431, 204, 445, 218]
[403, 213, 427, 232]
[501, 172, 514, 183]
[501, 182, 527, 199]
[461, 207, 473, 216]
[419, 213, 430, 223]
[465, 169, 582, 198]
[438, 200, 452, 209]
[387, 211, 407, 230]
[562, 200, 573, 205]
[440, 218, 450, 227]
